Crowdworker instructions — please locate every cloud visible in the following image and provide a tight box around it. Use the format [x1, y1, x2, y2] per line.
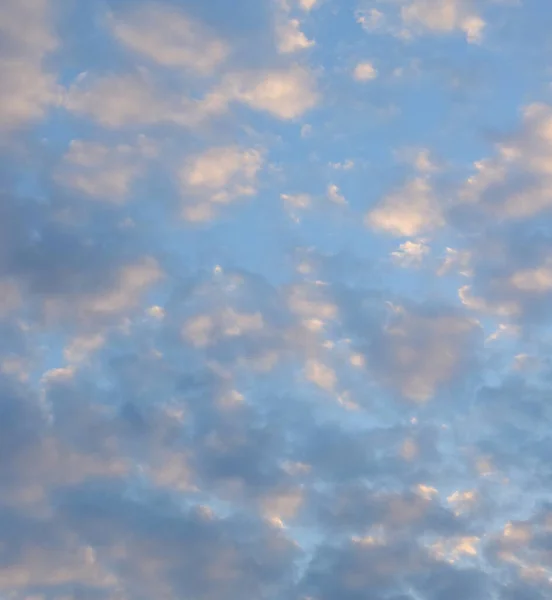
[55, 137, 157, 202]
[391, 240, 430, 267]
[276, 19, 315, 54]
[304, 358, 337, 391]
[357, 0, 486, 43]
[220, 65, 319, 120]
[109, 2, 229, 74]
[353, 61, 378, 82]
[400, 0, 486, 43]
[366, 177, 444, 237]
[327, 184, 347, 205]
[299, 0, 319, 10]
[63, 72, 172, 128]
[0, 0, 59, 130]
[179, 145, 264, 221]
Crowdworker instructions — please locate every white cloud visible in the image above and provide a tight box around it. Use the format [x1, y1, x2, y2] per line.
[180, 146, 264, 220]
[55, 137, 157, 202]
[221, 66, 319, 120]
[305, 359, 337, 391]
[109, 2, 229, 74]
[391, 240, 430, 267]
[276, 19, 315, 54]
[400, 0, 485, 43]
[353, 62, 378, 82]
[183, 146, 262, 192]
[366, 177, 444, 237]
[0, 0, 59, 130]
[327, 184, 347, 205]
[299, 0, 319, 10]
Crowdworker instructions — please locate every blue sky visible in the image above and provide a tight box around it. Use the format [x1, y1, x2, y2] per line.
[2, 0, 552, 599]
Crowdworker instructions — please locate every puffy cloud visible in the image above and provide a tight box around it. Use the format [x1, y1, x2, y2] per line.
[366, 177, 444, 237]
[220, 65, 319, 120]
[327, 184, 347, 205]
[276, 19, 315, 54]
[391, 240, 430, 267]
[109, 2, 229, 74]
[353, 61, 378, 82]
[357, 0, 486, 43]
[304, 358, 337, 391]
[179, 145, 264, 220]
[401, 0, 486, 42]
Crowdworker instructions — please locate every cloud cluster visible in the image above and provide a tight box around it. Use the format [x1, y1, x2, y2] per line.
[1, 1, 552, 600]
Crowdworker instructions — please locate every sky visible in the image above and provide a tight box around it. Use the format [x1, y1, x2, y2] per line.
[3, 0, 552, 598]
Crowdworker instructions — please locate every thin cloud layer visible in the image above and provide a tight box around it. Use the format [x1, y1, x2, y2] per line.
[1, 1, 551, 600]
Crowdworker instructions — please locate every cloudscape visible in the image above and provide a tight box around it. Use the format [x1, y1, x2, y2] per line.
[2, 0, 552, 599]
